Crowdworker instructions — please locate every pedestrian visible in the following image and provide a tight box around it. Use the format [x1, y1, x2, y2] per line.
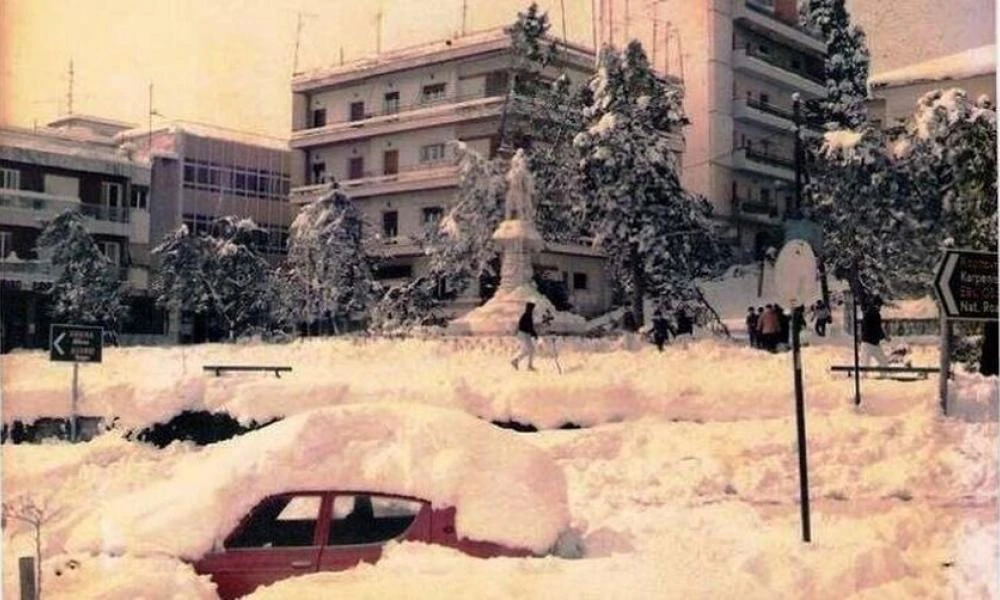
[775, 304, 790, 350]
[813, 300, 831, 337]
[511, 302, 538, 371]
[745, 306, 759, 348]
[651, 308, 671, 352]
[674, 308, 693, 336]
[621, 308, 639, 351]
[860, 295, 890, 370]
[758, 304, 780, 352]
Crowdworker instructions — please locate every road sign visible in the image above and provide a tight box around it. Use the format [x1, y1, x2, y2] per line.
[49, 324, 103, 363]
[775, 239, 820, 308]
[933, 249, 998, 321]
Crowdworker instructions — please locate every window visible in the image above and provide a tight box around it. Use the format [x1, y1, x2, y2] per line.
[759, 92, 770, 105]
[226, 495, 321, 549]
[383, 150, 399, 175]
[0, 168, 19, 190]
[311, 162, 326, 185]
[130, 186, 149, 209]
[422, 206, 443, 225]
[328, 494, 422, 546]
[312, 107, 327, 128]
[485, 71, 509, 96]
[349, 101, 365, 121]
[100, 241, 121, 266]
[573, 272, 588, 290]
[761, 188, 772, 204]
[758, 44, 770, 56]
[419, 143, 446, 163]
[384, 92, 400, 115]
[44, 174, 79, 198]
[375, 264, 413, 280]
[382, 210, 398, 239]
[348, 157, 364, 180]
[0, 231, 12, 258]
[421, 83, 447, 103]
[183, 163, 196, 183]
[101, 182, 123, 207]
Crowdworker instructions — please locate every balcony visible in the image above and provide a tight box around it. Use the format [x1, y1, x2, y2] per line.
[732, 147, 796, 180]
[0, 189, 130, 236]
[291, 161, 460, 204]
[0, 259, 55, 288]
[733, 98, 796, 133]
[732, 48, 827, 98]
[291, 94, 506, 148]
[734, 1, 827, 55]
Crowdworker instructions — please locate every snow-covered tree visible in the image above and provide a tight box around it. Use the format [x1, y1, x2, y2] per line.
[801, 0, 871, 129]
[152, 217, 272, 340]
[35, 210, 128, 331]
[575, 41, 729, 325]
[282, 184, 379, 334]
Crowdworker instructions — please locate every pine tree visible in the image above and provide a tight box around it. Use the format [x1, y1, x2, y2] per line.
[801, 0, 871, 129]
[575, 41, 729, 325]
[35, 210, 128, 331]
[283, 184, 379, 334]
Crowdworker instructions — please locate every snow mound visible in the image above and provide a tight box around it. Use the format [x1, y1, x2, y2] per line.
[64, 404, 570, 559]
[449, 283, 587, 335]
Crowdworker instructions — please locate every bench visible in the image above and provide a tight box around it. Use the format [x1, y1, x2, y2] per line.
[203, 365, 292, 378]
[830, 365, 943, 380]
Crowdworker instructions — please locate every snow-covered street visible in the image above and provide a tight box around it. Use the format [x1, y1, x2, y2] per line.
[2, 335, 996, 599]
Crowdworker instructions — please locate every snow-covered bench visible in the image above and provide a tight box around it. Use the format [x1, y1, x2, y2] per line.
[829, 365, 944, 381]
[203, 365, 292, 378]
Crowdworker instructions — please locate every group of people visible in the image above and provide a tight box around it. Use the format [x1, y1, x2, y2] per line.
[745, 300, 832, 352]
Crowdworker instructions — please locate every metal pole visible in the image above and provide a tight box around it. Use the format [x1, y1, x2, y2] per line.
[793, 93, 803, 215]
[70, 361, 78, 442]
[939, 315, 950, 415]
[852, 295, 862, 406]
[791, 306, 811, 542]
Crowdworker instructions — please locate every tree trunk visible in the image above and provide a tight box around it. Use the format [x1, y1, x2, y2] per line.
[629, 242, 644, 327]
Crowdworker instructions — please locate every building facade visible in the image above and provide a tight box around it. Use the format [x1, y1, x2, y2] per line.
[602, 0, 827, 258]
[0, 116, 155, 351]
[116, 122, 294, 342]
[287, 29, 630, 317]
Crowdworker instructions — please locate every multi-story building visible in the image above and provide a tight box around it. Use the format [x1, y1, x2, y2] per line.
[287, 29, 636, 317]
[115, 121, 294, 342]
[0, 116, 155, 351]
[602, 0, 827, 258]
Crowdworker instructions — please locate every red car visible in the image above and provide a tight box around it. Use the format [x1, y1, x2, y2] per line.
[195, 490, 535, 599]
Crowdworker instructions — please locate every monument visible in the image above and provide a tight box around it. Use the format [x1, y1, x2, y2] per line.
[449, 149, 586, 335]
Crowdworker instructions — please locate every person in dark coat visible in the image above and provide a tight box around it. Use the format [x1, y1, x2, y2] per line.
[775, 304, 790, 349]
[758, 304, 780, 352]
[980, 320, 999, 376]
[812, 300, 831, 337]
[745, 307, 759, 348]
[860, 296, 890, 368]
[511, 302, 538, 371]
[622, 308, 639, 351]
[674, 309, 693, 336]
[651, 309, 671, 352]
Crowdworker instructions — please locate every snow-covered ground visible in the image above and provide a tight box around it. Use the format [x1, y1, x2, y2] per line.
[2, 331, 997, 599]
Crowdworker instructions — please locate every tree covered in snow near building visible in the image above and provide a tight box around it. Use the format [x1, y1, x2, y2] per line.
[35, 210, 128, 331]
[801, 0, 871, 129]
[805, 128, 935, 305]
[282, 184, 379, 334]
[903, 88, 997, 250]
[575, 41, 729, 325]
[152, 217, 273, 340]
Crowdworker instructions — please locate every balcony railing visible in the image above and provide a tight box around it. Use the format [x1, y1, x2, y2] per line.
[743, 0, 825, 42]
[0, 189, 130, 223]
[737, 46, 825, 86]
[0, 259, 128, 281]
[745, 97, 794, 121]
[739, 200, 780, 217]
[310, 91, 506, 130]
[743, 147, 796, 170]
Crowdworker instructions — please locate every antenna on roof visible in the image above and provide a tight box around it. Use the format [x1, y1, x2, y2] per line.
[461, 0, 467, 36]
[560, 0, 567, 42]
[67, 59, 74, 116]
[292, 11, 318, 76]
[375, 5, 383, 55]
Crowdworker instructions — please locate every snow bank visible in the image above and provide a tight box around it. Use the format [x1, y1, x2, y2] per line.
[62, 404, 570, 559]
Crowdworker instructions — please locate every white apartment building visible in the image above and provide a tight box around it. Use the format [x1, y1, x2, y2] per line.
[288, 29, 622, 316]
[602, 0, 827, 257]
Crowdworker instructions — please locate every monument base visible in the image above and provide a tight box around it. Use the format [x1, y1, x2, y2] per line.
[448, 284, 587, 335]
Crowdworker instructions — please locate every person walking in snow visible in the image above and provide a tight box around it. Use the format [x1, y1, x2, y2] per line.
[775, 304, 790, 350]
[651, 308, 671, 352]
[812, 300, 831, 337]
[511, 302, 539, 371]
[758, 304, 780, 352]
[861, 295, 891, 370]
[621, 308, 639, 351]
[745, 306, 759, 348]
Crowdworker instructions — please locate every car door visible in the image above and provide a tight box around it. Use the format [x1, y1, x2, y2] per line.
[316, 493, 430, 572]
[194, 493, 327, 600]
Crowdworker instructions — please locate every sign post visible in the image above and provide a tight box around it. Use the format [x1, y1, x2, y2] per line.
[932, 250, 999, 415]
[49, 324, 103, 442]
[775, 239, 820, 543]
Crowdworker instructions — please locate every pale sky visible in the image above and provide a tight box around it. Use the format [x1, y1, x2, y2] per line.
[1, 0, 994, 139]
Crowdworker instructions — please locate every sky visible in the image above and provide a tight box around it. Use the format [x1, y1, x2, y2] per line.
[0, 0, 994, 139]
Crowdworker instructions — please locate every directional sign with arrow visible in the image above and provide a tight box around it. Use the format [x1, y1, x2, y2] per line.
[933, 250, 998, 321]
[49, 324, 103, 363]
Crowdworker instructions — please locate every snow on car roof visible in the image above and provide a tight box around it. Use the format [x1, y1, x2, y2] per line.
[64, 403, 570, 560]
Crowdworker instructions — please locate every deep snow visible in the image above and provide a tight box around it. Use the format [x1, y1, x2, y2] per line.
[2, 331, 997, 599]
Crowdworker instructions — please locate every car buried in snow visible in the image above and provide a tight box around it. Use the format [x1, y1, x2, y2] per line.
[195, 490, 553, 599]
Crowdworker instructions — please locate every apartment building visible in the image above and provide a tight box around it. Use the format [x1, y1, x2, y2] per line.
[0, 116, 154, 351]
[287, 29, 631, 317]
[603, 0, 827, 258]
[115, 121, 294, 342]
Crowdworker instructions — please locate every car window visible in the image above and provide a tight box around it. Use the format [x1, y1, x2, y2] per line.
[226, 495, 321, 549]
[328, 494, 422, 546]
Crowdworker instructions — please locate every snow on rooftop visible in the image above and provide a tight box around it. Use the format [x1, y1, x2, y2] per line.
[62, 403, 570, 560]
[0, 126, 150, 170]
[116, 120, 290, 152]
[869, 44, 997, 89]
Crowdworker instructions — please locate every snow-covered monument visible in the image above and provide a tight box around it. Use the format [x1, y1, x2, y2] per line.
[448, 150, 586, 335]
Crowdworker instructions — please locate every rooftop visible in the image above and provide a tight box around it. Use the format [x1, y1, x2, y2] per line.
[48, 114, 139, 132]
[869, 44, 997, 89]
[0, 125, 149, 169]
[116, 120, 290, 152]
